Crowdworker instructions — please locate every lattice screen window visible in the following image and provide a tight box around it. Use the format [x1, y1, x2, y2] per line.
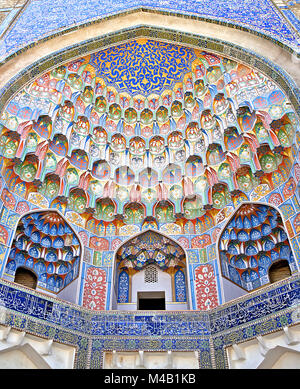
[144, 265, 158, 283]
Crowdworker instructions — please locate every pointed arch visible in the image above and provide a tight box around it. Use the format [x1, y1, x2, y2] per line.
[217, 201, 297, 295]
[110, 228, 192, 310]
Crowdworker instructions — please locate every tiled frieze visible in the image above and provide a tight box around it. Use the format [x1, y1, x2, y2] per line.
[0, 275, 298, 368]
[0, 0, 300, 63]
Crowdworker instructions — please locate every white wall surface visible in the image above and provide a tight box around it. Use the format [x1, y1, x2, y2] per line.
[104, 350, 199, 369]
[131, 267, 172, 305]
[0, 324, 76, 369]
[226, 323, 300, 369]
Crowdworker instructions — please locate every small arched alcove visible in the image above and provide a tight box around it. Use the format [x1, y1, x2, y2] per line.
[111, 229, 190, 311]
[268, 259, 292, 284]
[218, 202, 297, 302]
[3, 209, 83, 304]
[14, 267, 37, 290]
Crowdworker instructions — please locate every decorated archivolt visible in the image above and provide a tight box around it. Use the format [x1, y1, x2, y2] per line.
[0, 39, 298, 229]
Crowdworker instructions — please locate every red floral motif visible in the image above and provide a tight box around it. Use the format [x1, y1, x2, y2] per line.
[195, 264, 219, 310]
[160, 123, 170, 135]
[16, 201, 30, 215]
[1, 188, 16, 210]
[141, 126, 152, 138]
[191, 234, 211, 248]
[75, 99, 85, 114]
[203, 92, 211, 109]
[83, 267, 107, 310]
[192, 105, 199, 121]
[63, 85, 72, 99]
[202, 53, 221, 66]
[78, 231, 88, 246]
[0, 224, 9, 245]
[106, 119, 116, 132]
[111, 238, 122, 251]
[177, 236, 189, 249]
[285, 220, 294, 238]
[177, 116, 186, 130]
[89, 236, 109, 251]
[211, 228, 221, 243]
[282, 177, 296, 200]
[294, 164, 300, 182]
[293, 213, 300, 235]
[90, 111, 99, 126]
[123, 125, 135, 136]
[216, 209, 226, 224]
[217, 79, 225, 90]
[268, 192, 283, 207]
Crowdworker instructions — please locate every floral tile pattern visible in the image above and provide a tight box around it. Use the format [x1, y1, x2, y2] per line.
[0, 0, 300, 61]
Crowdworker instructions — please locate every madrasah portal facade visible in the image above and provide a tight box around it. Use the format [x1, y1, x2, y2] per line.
[0, 0, 299, 370]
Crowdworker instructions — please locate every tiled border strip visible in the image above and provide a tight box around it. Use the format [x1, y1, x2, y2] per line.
[0, 274, 299, 368]
[1, 4, 299, 63]
[0, 25, 299, 116]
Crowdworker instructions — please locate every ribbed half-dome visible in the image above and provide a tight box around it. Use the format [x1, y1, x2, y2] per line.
[219, 203, 295, 290]
[5, 211, 81, 293]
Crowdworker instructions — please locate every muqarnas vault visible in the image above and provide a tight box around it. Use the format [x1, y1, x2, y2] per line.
[0, 9, 299, 369]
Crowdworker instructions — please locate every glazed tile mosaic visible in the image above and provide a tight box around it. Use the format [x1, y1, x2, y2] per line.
[0, 2, 298, 368]
[0, 30, 299, 303]
[0, 0, 25, 38]
[0, 275, 299, 368]
[0, 40, 298, 237]
[0, 0, 300, 62]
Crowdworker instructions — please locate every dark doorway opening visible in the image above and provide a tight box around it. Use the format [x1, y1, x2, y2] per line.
[139, 298, 165, 310]
[269, 259, 291, 284]
[14, 267, 37, 289]
[138, 291, 166, 310]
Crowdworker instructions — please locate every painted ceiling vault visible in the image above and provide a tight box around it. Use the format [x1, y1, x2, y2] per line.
[0, 0, 299, 372]
[6, 210, 81, 293]
[0, 38, 298, 237]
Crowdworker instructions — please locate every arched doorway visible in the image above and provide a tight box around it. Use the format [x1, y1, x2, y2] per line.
[268, 259, 292, 284]
[112, 230, 190, 311]
[14, 267, 37, 290]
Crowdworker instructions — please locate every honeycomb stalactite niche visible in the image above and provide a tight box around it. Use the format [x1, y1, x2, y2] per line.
[219, 203, 297, 291]
[113, 229, 189, 310]
[5, 210, 82, 294]
[0, 36, 298, 316]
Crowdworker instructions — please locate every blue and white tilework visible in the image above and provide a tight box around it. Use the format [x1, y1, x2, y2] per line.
[0, 0, 300, 62]
[0, 275, 299, 368]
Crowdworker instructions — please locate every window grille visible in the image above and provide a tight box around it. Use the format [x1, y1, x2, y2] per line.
[144, 265, 158, 283]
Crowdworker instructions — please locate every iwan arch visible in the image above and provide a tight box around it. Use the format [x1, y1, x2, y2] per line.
[111, 228, 192, 311]
[0, 1, 299, 369]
